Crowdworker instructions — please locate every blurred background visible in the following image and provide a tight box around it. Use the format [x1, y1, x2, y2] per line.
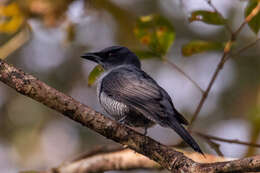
[0, 0, 260, 172]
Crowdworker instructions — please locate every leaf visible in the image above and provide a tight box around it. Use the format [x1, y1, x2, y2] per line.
[88, 65, 104, 87]
[182, 40, 224, 57]
[134, 50, 160, 59]
[245, 0, 260, 34]
[205, 139, 224, 156]
[20, 171, 39, 173]
[0, 2, 25, 34]
[189, 10, 226, 25]
[134, 14, 175, 57]
[64, 22, 76, 45]
[249, 106, 260, 130]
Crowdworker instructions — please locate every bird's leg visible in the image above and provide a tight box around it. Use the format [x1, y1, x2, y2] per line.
[143, 127, 148, 136]
[142, 127, 149, 145]
[117, 115, 127, 124]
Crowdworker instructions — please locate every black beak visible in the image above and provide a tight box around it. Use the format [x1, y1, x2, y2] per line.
[81, 52, 101, 63]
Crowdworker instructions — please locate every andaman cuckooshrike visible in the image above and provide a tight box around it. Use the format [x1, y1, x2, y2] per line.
[81, 46, 203, 154]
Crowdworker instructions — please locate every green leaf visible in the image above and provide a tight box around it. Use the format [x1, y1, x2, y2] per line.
[134, 14, 175, 57]
[249, 106, 260, 127]
[189, 10, 226, 25]
[245, 0, 260, 34]
[134, 50, 160, 59]
[182, 40, 224, 57]
[88, 65, 104, 86]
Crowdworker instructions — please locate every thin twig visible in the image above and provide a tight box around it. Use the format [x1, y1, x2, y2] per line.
[204, 138, 224, 156]
[164, 58, 204, 93]
[229, 37, 260, 59]
[206, 0, 233, 34]
[188, 1, 260, 128]
[195, 131, 260, 148]
[189, 40, 232, 128]
[0, 27, 30, 59]
[233, 1, 260, 38]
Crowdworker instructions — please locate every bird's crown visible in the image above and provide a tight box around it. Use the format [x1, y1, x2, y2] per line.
[81, 46, 141, 70]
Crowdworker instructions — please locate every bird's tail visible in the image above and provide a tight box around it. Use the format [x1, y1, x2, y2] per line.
[167, 117, 203, 154]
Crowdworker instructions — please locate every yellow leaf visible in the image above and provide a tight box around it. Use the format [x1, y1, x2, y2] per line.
[88, 65, 104, 86]
[0, 2, 21, 16]
[134, 14, 175, 57]
[140, 15, 153, 22]
[0, 2, 25, 34]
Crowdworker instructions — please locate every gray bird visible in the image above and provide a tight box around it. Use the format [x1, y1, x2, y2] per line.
[81, 46, 203, 154]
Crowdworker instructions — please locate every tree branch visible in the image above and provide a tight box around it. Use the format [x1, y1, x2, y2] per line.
[43, 147, 231, 173]
[195, 131, 260, 148]
[233, 1, 260, 37]
[0, 59, 194, 172]
[205, 0, 233, 34]
[230, 37, 260, 59]
[46, 148, 160, 173]
[164, 58, 204, 93]
[189, 40, 232, 127]
[1, 59, 260, 172]
[189, 1, 260, 127]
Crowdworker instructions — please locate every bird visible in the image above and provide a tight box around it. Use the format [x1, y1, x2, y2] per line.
[81, 46, 203, 154]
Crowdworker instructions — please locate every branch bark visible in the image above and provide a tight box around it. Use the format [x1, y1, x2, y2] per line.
[0, 60, 194, 172]
[44, 148, 231, 173]
[1, 59, 260, 172]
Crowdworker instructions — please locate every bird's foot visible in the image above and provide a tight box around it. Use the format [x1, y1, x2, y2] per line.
[117, 116, 127, 124]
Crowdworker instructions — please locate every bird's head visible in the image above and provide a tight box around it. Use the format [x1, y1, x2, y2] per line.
[81, 46, 141, 70]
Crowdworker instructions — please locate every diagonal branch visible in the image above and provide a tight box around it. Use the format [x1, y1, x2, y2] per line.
[195, 131, 260, 148]
[164, 58, 204, 93]
[189, 40, 232, 127]
[0, 59, 194, 172]
[230, 37, 260, 59]
[46, 149, 160, 173]
[233, 1, 260, 37]
[43, 147, 231, 173]
[189, 1, 260, 127]
[1, 59, 260, 172]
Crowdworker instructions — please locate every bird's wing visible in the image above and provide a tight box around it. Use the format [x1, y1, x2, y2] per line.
[101, 66, 188, 126]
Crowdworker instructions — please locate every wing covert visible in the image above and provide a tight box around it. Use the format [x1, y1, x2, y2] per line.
[101, 66, 188, 126]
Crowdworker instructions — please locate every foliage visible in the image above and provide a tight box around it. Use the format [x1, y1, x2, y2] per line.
[134, 14, 175, 58]
[189, 10, 226, 25]
[1, 0, 260, 171]
[182, 40, 224, 57]
[88, 65, 104, 86]
[245, 0, 260, 34]
[0, 2, 25, 34]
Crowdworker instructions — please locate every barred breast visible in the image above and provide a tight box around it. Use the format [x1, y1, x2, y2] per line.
[99, 91, 129, 120]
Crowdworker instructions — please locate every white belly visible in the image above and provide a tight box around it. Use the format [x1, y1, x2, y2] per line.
[96, 66, 131, 119]
[99, 91, 129, 119]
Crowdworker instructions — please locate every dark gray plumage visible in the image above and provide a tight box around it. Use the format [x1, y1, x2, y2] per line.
[81, 46, 203, 154]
